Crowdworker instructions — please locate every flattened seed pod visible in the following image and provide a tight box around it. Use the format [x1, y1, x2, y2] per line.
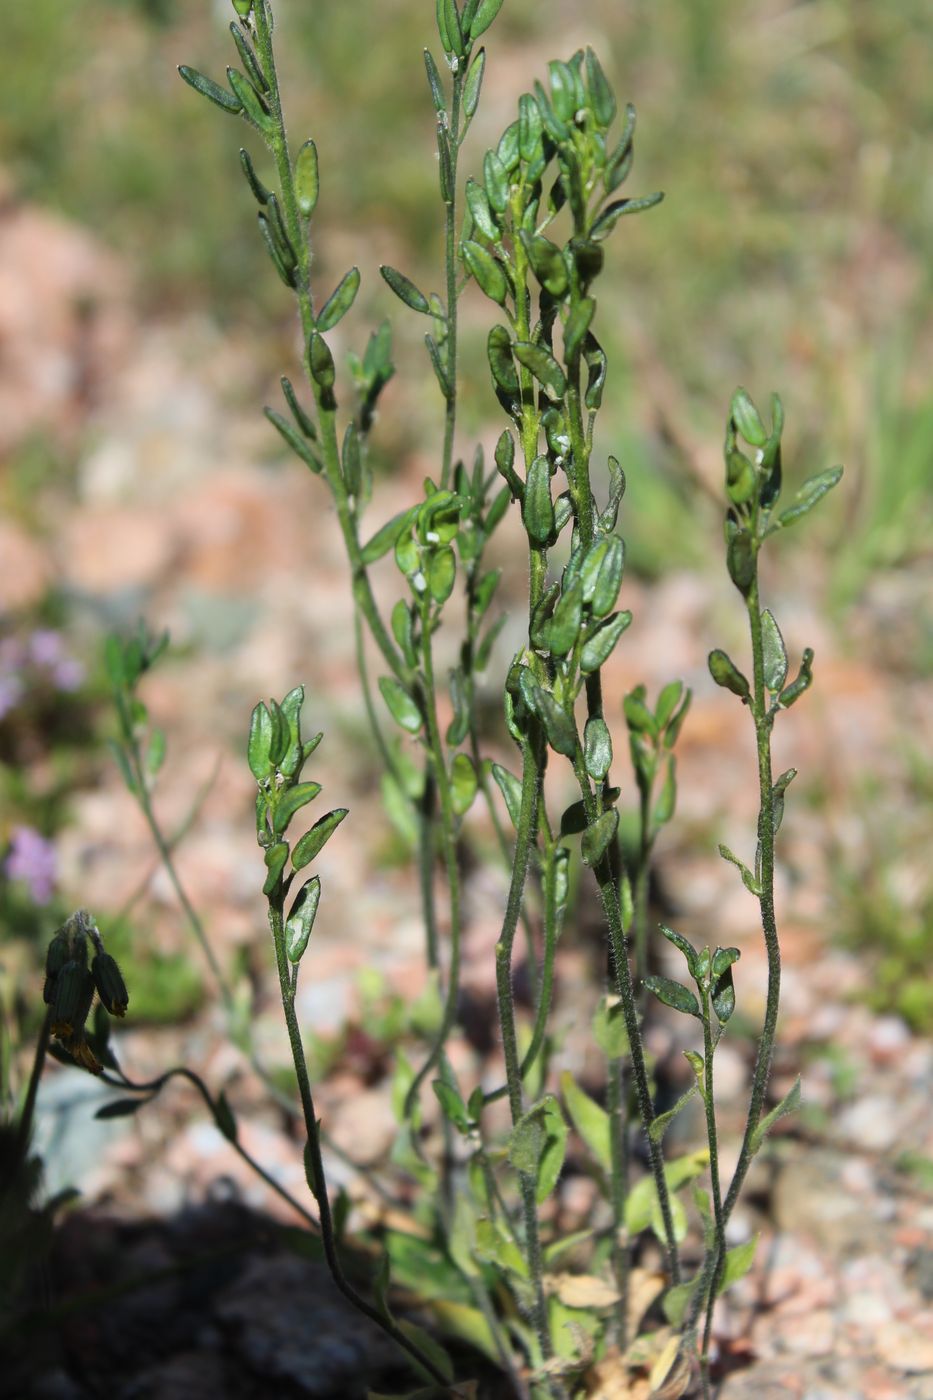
[92, 953, 129, 1017]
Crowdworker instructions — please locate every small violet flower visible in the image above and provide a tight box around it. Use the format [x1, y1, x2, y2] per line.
[5, 826, 57, 905]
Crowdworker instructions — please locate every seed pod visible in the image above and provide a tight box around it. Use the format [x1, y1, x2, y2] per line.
[178, 66, 243, 116]
[286, 875, 322, 962]
[295, 140, 320, 218]
[52, 962, 95, 1040]
[92, 953, 129, 1017]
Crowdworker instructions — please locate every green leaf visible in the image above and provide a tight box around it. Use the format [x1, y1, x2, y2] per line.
[513, 341, 566, 399]
[177, 65, 242, 115]
[585, 48, 616, 126]
[468, 0, 504, 41]
[711, 947, 740, 1023]
[262, 841, 289, 895]
[779, 646, 814, 708]
[380, 264, 430, 315]
[589, 535, 625, 616]
[483, 149, 509, 214]
[280, 376, 317, 440]
[775, 466, 843, 530]
[652, 755, 677, 828]
[285, 875, 322, 962]
[264, 407, 322, 473]
[583, 716, 612, 781]
[491, 763, 523, 831]
[536, 1095, 568, 1204]
[291, 808, 349, 871]
[229, 22, 268, 93]
[719, 1235, 759, 1292]
[592, 996, 629, 1059]
[579, 610, 632, 674]
[522, 455, 555, 545]
[146, 728, 166, 777]
[771, 766, 797, 835]
[450, 753, 478, 816]
[475, 1218, 528, 1277]
[432, 1079, 471, 1133]
[317, 267, 360, 332]
[487, 326, 518, 395]
[708, 649, 750, 701]
[96, 1096, 149, 1120]
[422, 48, 446, 115]
[226, 67, 273, 133]
[257, 212, 295, 287]
[662, 1278, 700, 1329]
[581, 809, 619, 868]
[273, 781, 323, 836]
[648, 1083, 699, 1145]
[591, 191, 664, 239]
[563, 297, 595, 362]
[508, 1106, 545, 1175]
[462, 240, 509, 305]
[521, 673, 576, 758]
[659, 924, 698, 978]
[644, 975, 700, 1019]
[295, 139, 320, 217]
[308, 332, 336, 391]
[726, 524, 756, 594]
[378, 677, 422, 734]
[718, 843, 762, 896]
[750, 1076, 801, 1154]
[520, 232, 567, 296]
[427, 545, 457, 604]
[518, 91, 544, 161]
[465, 178, 498, 241]
[341, 422, 361, 496]
[424, 333, 450, 399]
[361, 505, 419, 565]
[463, 47, 486, 119]
[760, 609, 788, 693]
[560, 1070, 610, 1172]
[731, 387, 767, 447]
[248, 701, 274, 780]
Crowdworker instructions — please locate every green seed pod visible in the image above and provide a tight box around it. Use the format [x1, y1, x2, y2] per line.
[92, 953, 129, 1018]
[308, 333, 336, 391]
[708, 649, 751, 701]
[523, 456, 555, 546]
[177, 66, 243, 116]
[52, 962, 95, 1040]
[231, 0, 253, 16]
[226, 67, 274, 134]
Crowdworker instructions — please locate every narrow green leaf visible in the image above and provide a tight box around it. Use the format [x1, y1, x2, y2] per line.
[378, 677, 422, 734]
[273, 781, 323, 835]
[248, 701, 274, 780]
[262, 841, 289, 895]
[522, 455, 554, 545]
[536, 1095, 568, 1204]
[317, 267, 360, 332]
[731, 387, 767, 447]
[468, 0, 504, 41]
[563, 297, 595, 362]
[295, 139, 320, 217]
[280, 376, 317, 440]
[450, 753, 478, 816]
[361, 505, 419, 565]
[462, 240, 509, 305]
[483, 149, 509, 214]
[380, 264, 431, 315]
[239, 146, 270, 204]
[585, 48, 616, 127]
[659, 924, 698, 978]
[718, 843, 762, 896]
[308, 332, 336, 391]
[760, 609, 788, 693]
[291, 808, 349, 871]
[285, 875, 322, 962]
[463, 47, 486, 119]
[513, 340, 566, 398]
[432, 1079, 471, 1133]
[177, 65, 242, 115]
[581, 808, 618, 867]
[583, 716, 612, 781]
[264, 407, 321, 472]
[644, 974, 700, 1019]
[718, 1235, 759, 1293]
[423, 48, 446, 114]
[424, 333, 450, 399]
[708, 649, 750, 701]
[779, 646, 814, 708]
[226, 67, 273, 133]
[591, 191, 664, 239]
[711, 949, 738, 1023]
[491, 763, 523, 831]
[579, 610, 632, 673]
[521, 673, 576, 757]
[750, 1077, 801, 1154]
[648, 1083, 699, 1144]
[96, 1097, 149, 1120]
[229, 22, 268, 93]
[592, 996, 629, 1059]
[775, 466, 843, 530]
[257, 213, 295, 287]
[465, 178, 498, 241]
[560, 1070, 610, 1172]
[652, 754, 677, 828]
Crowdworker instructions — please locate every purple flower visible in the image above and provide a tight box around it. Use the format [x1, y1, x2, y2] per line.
[5, 826, 57, 905]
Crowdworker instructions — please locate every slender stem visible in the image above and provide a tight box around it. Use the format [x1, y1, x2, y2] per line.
[493, 732, 553, 1369]
[266, 901, 448, 1387]
[571, 745, 682, 1286]
[403, 598, 463, 1113]
[13, 1009, 51, 1168]
[441, 66, 464, 490]
[700, 998, 725, 1396]
[606, 1052, 631, 1346]
[634, 781, 653, 992]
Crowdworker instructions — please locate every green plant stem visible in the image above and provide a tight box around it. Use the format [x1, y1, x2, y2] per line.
[266, 901, 448, 1388]
[441, 67, 464, 489]
[634, 780, 653, 992]
[699, 999, 725, 1398]
[252, 2, 405, 688]
[685, 565, 781, 1348]
[493, 730, 553, 1372]
[403, 599, 464, 1114]
[104, 1062, 320, 1232]
[606, 1051, 631, 1346]
[571, 745, 682, 1286]
[13, 1008, 51, 1167]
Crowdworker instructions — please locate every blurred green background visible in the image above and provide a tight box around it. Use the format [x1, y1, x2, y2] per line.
[1, 0, 931, 1033]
